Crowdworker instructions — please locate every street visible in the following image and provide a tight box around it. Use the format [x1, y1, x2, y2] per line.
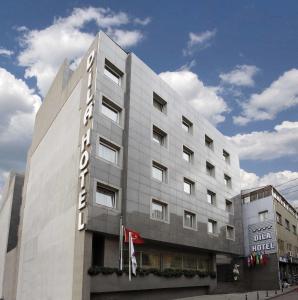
[272, 288, 298, 299]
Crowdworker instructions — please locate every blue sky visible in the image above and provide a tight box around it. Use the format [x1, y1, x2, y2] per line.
[0, 1, 298, 203]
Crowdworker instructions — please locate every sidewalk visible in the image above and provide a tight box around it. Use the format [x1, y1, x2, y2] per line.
[178, 285, 298, 300]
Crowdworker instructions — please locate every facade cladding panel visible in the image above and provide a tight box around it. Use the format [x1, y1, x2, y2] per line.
[87, 33, 241, 254]
[4, 32, 242, 300]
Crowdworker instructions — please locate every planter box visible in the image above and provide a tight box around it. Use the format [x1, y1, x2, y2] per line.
[90, 273, 216, 293]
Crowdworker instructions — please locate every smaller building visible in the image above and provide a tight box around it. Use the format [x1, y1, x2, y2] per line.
[0, 172, 24, 300]
[240, 185, 298, 290]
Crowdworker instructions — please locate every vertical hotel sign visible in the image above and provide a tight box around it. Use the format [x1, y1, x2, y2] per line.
[77, 49, 96, 231]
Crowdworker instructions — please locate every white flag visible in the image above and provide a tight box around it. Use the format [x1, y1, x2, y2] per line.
[129, 232, 137, 276]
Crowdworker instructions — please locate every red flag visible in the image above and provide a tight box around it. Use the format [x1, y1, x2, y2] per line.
[124, 227, 144, 244]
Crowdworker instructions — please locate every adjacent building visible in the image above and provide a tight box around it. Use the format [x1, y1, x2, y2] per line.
[239, 185, 298, 290]
[0, 32, 242, 300]
[0, 172, 24, 300]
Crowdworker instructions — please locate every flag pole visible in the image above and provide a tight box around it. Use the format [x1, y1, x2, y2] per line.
[119, 216, 123, 271]
[129, 231, 132, 281]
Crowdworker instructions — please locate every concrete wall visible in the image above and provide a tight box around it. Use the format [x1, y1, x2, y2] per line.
[91, 273, 215, 296]
[3, 248, 19, 300]
[16, 82, 82, 300]
[0, 179, 14, 298]
[0, 173, 24, 299]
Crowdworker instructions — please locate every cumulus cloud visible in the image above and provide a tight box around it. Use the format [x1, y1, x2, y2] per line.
[0, 68, 41, 204]
[183, 29, 216, 56]
[220, 65, 259, 87]
[0, 48, 14, 56]
[106, 28, 143, 48]
[134, 17, 151, 26]
[228, 121, 298, 160]
[240, 169, 298, 203]
[159, 69, 228, 125]
[234, 69, 298, 125]
[17, 7, 149, 95]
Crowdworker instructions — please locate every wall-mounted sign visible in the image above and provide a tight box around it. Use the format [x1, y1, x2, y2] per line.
[77, 49, 96, 231]
[279, 256, 288, 263]
[248, 221, 276, 254]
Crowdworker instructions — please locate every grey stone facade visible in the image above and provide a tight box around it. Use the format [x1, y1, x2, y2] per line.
[1, 32, 242, 300]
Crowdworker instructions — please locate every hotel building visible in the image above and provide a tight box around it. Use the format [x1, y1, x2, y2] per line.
[1, 32, 241, 300]
[238, 185, 298, 290]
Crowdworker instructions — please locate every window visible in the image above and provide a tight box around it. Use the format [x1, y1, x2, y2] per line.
[205, 135, 214, 150]
[142, 252, 160, 269]
[276, 212, 282, 225]
[152, 125, 167, 146]
[226, 225, 235, 240]
[278, 239, 285, 252]
[287, 243, 292, 251]
[153, 92, 167, 113]
[293, 225, 297, 235]
[104, 59, 123, 85]
[151, 199, 168, 222]
[182, 146, 193, 162]
[182, 116, 193, 133]
[184, 211, 196, 229]
[152, 161, 167, 182]
[99, 139, 119, 164]
[206, 161, 215, 177]
[224, 174, 232, 188]
[101, 97, 121, 123]
[223, 149, 230, 163]
[184, 178, 194, 194]
[208, 219, 217, 234]
[259, 210, 268, 222]
[96, 184, 117, 208]
[225, 199, 233, 213]
[207, 190, 216, 206]
[163, 254, 182, 269]
[182, 255, 197, 270]
[285, 219, 290, 230]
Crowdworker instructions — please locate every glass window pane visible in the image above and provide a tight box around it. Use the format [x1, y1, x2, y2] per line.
[183, 151, 190, 162]
[184, 181, 191, 194]
[183, 255, 197, 270]
[182, 122, 189, 132]
[99, 143, 117, 163]
[153, 99, 163, 111]
[208, 221, 215, 234]
[152, 166, 163, 181]
[163, 254, 182, 269]
[102, 103, 118, 122]
[141, 253, 160, 269]
[96, 187, 115, 208]
[152, 201, 167, 221]
[104, 66, 120, 85]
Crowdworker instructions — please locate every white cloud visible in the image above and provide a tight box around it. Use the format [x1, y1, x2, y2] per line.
[17, 7, 148, 95]
[183, 29, 216, 56]
[159, 69, 228, 125]
[0, 48, 14, 56]
[228, 121, 298, 160]
[134, 17, 151, 26]
[0, 68, 41, 204]
[240, 169, 298, 203]
[220, 65, 259, 87]
[234, 69, 298, 125]
[106, 29, 143, 48]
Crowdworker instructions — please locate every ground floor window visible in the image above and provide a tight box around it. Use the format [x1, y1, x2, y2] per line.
[122, 249, 212, 271]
